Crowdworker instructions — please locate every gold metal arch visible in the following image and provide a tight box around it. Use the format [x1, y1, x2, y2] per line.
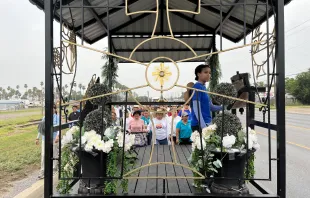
[166, 0, 201, 37]
[128, 36, 198, 60]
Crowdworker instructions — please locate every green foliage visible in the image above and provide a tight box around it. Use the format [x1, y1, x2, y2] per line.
[104, 146, 135, 195]
[101, 54, 119, 92]
[84, 107, 110, 134]
[213, 112, 242, 137]
[208, 50, 222, 91]
[211, 83, 237, 105]
[104, 144, 119, 195]
[85, 84, 111, 105]
[245, 153, 255, 181]
[190, 133, 223, 188]
[56, 145, 79, 194]
[285, 70, 310, 104]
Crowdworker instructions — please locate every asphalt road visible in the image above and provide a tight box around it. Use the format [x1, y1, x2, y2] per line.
[239, 110, 310, 198]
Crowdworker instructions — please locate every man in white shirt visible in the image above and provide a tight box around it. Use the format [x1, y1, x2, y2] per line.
[167, 110, 181, 144]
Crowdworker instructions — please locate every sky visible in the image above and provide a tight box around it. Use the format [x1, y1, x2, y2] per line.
[0, 0, 309, 98]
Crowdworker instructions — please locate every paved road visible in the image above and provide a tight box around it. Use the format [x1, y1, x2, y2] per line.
[239, 110, 310, 198]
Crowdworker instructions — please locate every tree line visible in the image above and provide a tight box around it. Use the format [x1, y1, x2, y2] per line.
[0, 82, 88, 101]
[285, 69, 310, 104]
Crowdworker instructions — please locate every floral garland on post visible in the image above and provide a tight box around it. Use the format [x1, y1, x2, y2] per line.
[190, 124, 260, 189]
[190, 82, 260, 189]
[57, 126, 135, 194]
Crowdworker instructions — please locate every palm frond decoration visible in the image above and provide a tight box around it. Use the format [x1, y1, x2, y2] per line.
[101, 53, 119, 92]
[208, 49, 222, 91]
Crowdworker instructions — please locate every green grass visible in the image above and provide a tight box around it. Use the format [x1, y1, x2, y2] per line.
[0, 126, 40, 172]
[0, 114, 42, 128]
[0, 108, 42, 114]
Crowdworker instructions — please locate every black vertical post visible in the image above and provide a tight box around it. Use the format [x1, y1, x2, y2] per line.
[160, 0, 164, 35]
[58, 0, 63, 181]
[44, 0, 54, 197]
[248, 90, 255, 129]
[121, 92, 128, 177]
[275, 0, 286, 197]
[211, 33, 216, 119]
[107, 0, 113, 91]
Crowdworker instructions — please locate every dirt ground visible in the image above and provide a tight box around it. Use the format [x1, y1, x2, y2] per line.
[0, 165, 40, 197]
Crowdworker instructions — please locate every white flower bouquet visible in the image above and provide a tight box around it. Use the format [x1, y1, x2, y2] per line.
[190, 123, 260, 186]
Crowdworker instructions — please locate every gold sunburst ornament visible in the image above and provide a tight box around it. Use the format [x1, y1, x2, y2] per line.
[152, 63, 172, 87]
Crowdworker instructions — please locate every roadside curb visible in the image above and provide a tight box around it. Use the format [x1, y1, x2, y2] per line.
[13, 174, 58, 198]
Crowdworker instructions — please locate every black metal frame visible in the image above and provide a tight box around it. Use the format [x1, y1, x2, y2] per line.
[43, 0, 286, 197]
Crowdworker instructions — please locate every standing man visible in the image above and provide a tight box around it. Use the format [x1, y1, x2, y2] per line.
[68, 105, 81, 122]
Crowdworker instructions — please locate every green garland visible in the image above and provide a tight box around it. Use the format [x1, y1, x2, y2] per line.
[245, 153, 256, 181]
[104, 145, 136, 195]
[104, 143, 119, 194]
[208, 49, 222, 92]
[56, 145, 79, 194]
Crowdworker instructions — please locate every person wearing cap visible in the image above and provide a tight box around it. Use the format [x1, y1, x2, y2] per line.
[175, 111, 192, 144]
[177, 104, 191, 120]
[147, 109, 168, 145]
[190, 64, 222, 132]
[167, 109, 181, 144]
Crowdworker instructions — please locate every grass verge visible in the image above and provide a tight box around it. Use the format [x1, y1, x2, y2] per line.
[0, 108, 42, 114]
[0, 114, 42, 128]
[0, 125, 41, 193]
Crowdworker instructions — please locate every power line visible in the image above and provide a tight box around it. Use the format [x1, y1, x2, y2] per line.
[285, 17, 310, 33]
[286, 25, 310, 37]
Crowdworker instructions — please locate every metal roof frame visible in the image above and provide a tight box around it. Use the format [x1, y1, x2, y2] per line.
[29, 0, 292, 45]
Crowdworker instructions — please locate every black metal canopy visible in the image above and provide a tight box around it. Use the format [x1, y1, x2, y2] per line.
[29, 0, 292, 63]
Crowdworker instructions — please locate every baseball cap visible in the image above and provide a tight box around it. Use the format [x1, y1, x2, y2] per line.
[181, 111, 189, 117]
[133, 105, 139, 108]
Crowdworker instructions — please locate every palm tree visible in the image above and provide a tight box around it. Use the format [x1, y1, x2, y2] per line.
[73, 82, 77, 100]
[82, 85, 86, 94]
[24, 84, 28, 99]
[78, 83, 82, 95]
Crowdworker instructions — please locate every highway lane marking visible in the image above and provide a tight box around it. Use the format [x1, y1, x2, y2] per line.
[287, 124, 310, 131]
[256, 131, 310, 151]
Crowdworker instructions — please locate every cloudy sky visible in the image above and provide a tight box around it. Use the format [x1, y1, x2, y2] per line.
[0, 0, 308, 98]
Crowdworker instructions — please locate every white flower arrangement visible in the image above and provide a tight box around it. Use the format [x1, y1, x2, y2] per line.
[116, 132, 135, 152]
[81, 130, 114, 153]
[191, 124, 260, 153]
[191, 124, 217, 151]
[243, 127, 260, 151]
[61, 125, 136, 154]
[222, 134, 236, 149]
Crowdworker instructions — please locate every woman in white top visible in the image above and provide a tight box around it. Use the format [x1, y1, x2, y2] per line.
[167, 110, 181, 144]
[124, 110, 132, 132]
[147, 110, 168, 145]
